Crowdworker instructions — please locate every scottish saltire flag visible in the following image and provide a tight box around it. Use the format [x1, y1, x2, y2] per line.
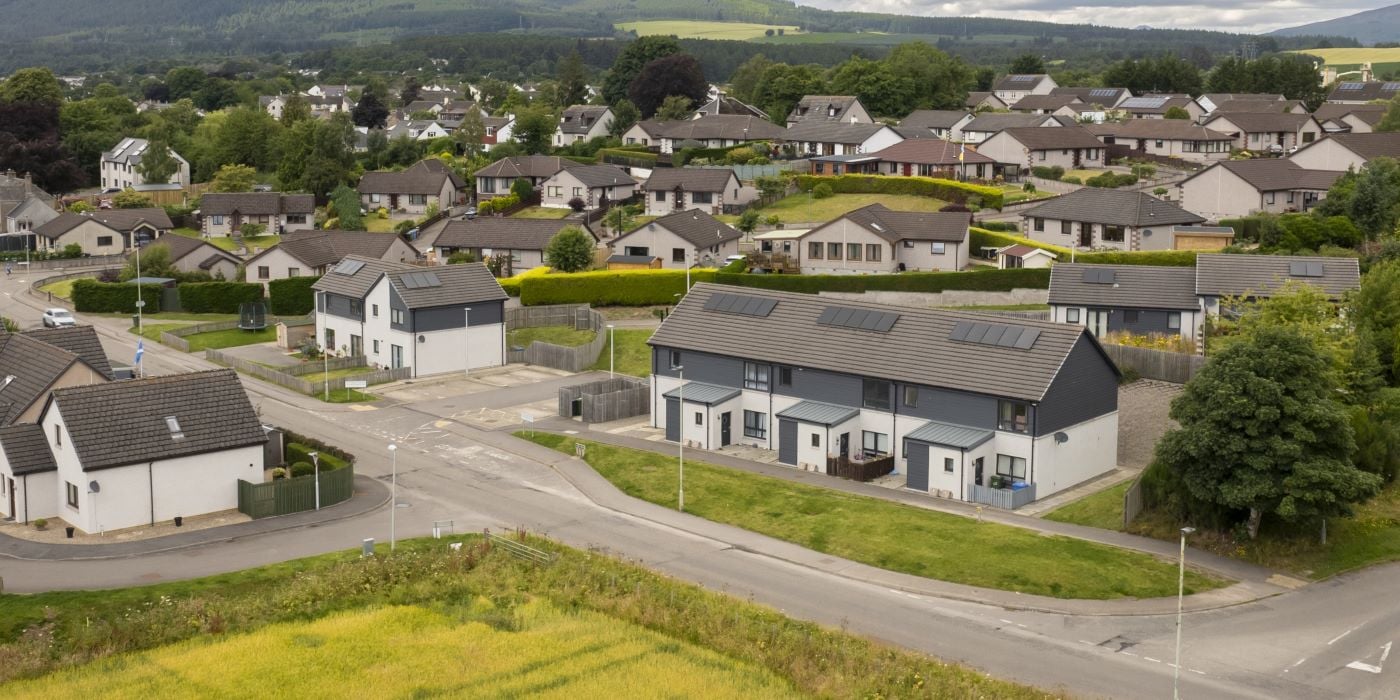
[135, 339, 144, 366]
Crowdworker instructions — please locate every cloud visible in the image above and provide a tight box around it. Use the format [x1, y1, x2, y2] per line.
[793, 0, 1389, 34]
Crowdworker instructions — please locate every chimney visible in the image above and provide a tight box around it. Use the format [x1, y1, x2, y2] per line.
[23, 172, 31, 198]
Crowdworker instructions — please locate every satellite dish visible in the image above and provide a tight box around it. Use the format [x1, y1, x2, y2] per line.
[88, 480, 101, 493]
[1053, 432, 1069, 444]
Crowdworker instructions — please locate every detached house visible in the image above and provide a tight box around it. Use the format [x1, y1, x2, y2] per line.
[645, 115, 787, 154]
[357, 159, 463, 217]
[1202, 112, 1323, 153]
[965, 92, 1008, 111]
[1049, 263, 1203, 342]
[785, 96, 872, 127]
[992, 74, 1058, 103]
[539, 164, 635, 211]
[1, 171, 58, 234]
[694, 93, 767, 120]
[474, 156, 579, 202]
[1050, 87, 1132, 108]
[1177, 159, 1342, 220]
[1196, 253, 1360, 309]
[783, 122, 903, 156]
[1326, 81, 1400, 104]
[245, 230, 419, 287]
[1289, 133, 1400, 172]
[958, 113, 1068, 144]
[899, 110, 975, 141]
[976, 126, 1106, 178]
[145, 235, 242, 281]
[481, 116, 516, 150]
[555, 105, 613, 146]
[312, 256, 508, 376]
[1195, 93, 1285, 115]
[1009, 94, 1082, 116]
[1119, 95, 1204, 120]
[1087, 120, 1234, 163]
[795, 204, 970, 274]
[611, 210, 743, 269]
[641, 168, 754, 216]
[1313, 104, 1387, 135]
[648, 283, 1119, 507]
[199, 193, 315, 237]
[432, 218, 596, 275]
[100, 137, 191, 191]
[34, 208, 173, 255]
[1020, 189, 1204, 251]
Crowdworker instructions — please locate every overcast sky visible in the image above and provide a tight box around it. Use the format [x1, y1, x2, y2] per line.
[793, 1, 1389, 34]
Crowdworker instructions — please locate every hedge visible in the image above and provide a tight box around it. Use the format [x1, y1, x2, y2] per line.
[1218, 217, 1261, 243]
[177, 281, 264, 314]
[794, 174, 1004, 210]
[969, 227, 1199, 266]
[281, 429, 356, 467]
[71, 279, 165, 313]
[713, 267, 1049, 294]
[286, 442, 350, 470]
[499, 266, 551, 298]
[269, 276, 320, 315]
[597, 148, 659, 167]
[675, 142, 771, 167]
[519, 269, 719, 306]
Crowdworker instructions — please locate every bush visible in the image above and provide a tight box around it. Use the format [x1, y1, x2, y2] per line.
[978, 221, 1019, 233]
[281, 429, 357, 467]
[290, 461, 314, 477]
[794, 174, 1004, 210]
[477, 194, 520, 216]
[812, 183, 833, 199]
[1060, 176, 1082, 185]
[177, 282, 264, 314]
[286, 442, 350, 471]
[498, 266, 550, 297]
[394, 219, 416, 234]
[71, 279, 164, 313]
[447, 251, 476, 264]
[544, 226, 595, 273]
[510, 177, 533, 200]
[674, 142, 771, 167]
[567, 196, 586, 212]
[1030, 165, 1065, 180]
[377, 208, 389, 219]
[713, 267, 1050, 294]
[519, 269, 719, 306]
[268, 276, 319, 315]
[1084, 172, 1138, 188]
[596, 148, 659, 168]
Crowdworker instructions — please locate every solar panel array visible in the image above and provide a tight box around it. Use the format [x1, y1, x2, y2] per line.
[1385, 83, 1400, 91]
[948, 321, 1041, 350]
[702, 292, 778, 317]
[1288, 261, 1324, 278]
[1122, 96, 1169, 109]
[332, 259, 365, 275]
[1082, 268, 1117, 284]
[1008, 75, 1038, 83]
[1339, 82, 1364, 90]
[817, 306, 899, 333]
[399, 271, 442, 288]
[1089, 88, 1119, 97]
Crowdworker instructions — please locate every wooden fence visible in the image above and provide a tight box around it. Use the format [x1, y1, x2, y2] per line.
[970, 483, 1038, 510]
[1101, 343, 1205, 384]
[157, 315, 299, 352]
[1123, 476, 1145, 528]
[825, 453, 894, 482]
[237, 465, 355, 519]
[558, 376, 650, 423]
[506, 304, 608, 373]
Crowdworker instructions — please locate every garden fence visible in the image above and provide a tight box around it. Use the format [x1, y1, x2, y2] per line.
[558, 376, 650, 423]
[1101, 343, 1205, 384]
[825, 454, 894, 482]
[970, 483, 1038, 510]
[237, 465, 355, 519]
[1122, 476, 1145, 528]
[157, 315, 299, 352]
[506, 304, 608, 373]
[205, 350, 411, 394]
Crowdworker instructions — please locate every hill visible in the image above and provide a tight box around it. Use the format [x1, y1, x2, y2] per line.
[1269, 3, 1400, 45]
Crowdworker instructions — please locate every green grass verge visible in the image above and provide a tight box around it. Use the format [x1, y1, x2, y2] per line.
[169, 228, 278, 253]
[363, 217, 399, 233]
[518, 434, 1227, 599]
[510, 206, 573, 219]
[180, 327, 277, 351]
[508, 325, 597, 348]
[1043, 481, 1131, 531]
[0, 536, 1055, 698]
[588, 328, 652, 377]
[38, 277, 86, 300]
[755, 193, 948, 224]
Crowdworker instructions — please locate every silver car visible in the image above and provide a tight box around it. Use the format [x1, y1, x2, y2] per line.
[42, 308, 76, 327]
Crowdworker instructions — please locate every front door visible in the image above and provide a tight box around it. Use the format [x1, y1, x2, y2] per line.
[349, 334, 363, 357]
[665, 398, 680, 442]
[838, 432, 849, 458]
[1078, 223, 1092, 248]
[6, 477, 14, 519]
[390, 344, 404, 369]
[973, 457, 984, 488]
[720, 412, 731, 447]
[1086, 309, 1110, 337]
[777, 419, 797, 465]
[906, 442, 929, 492]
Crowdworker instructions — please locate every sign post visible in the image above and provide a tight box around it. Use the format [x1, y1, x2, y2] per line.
[344, 379, 368, 401]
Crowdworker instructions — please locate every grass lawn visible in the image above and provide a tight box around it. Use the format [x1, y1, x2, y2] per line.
[363, 217, 399, 233]
[519, 434, 1226, 599]
[588, 328, 653, 377]
[1063, 169, 1109, 181]
[616, 19, 801, 40]
[38, 277, 87, 300]
[1044, 481, 1131, 531]
[169, 228, 278, 253]
[754, 193, 948, 224]
[508, 325, 597, 348]
[511, 206, 572, 219]
[180, 327, 277, 351]
[1001, 185, 1057, 204]
[111, 312, 238, 323]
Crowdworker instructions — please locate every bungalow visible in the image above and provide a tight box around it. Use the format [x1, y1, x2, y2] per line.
[1177, 159, 1341, 220]
[648, 283, 1119, 507]
[1209, 99, 1307, 115]
[200, 193, 315, 237]
[611, 210, 743, 270]
[795, 204, 970, 274]
[1087, 120, 1234, 163]
[11, 369, 267, 534]
[783, 122, 903, 156]
[245, 230, 419, 287]
[1, 171, 57, 234]
[144, 235, 241, 280]
[651, 115, 786, 154]
[100, 137, 191, 191]
[1195, 93, 1285, 114]
[1312, 104, 1387, 134]
[34, 208, 173, 255]
[474, 155, 580, 202]
[621, 120, 669, 148]
[1020, 188, 1205, 251]
[555, 105, 613, 147]
[384, 120, 450, 142]
[861, 138, 995, 180]
[432, 218, 597, 275]
[1195, 253, 1360, 313]
[1049, 263, 1204, 342]
[1009, 94, 1082, 115]
[1202, 112, 1324, 153]
[357, 158, 463, 217]
[312, 256, 508, 376]
[694, 94, 767, 120]
[1288, 132, 1400, 172]
[1119, 95, 1204, 120]
[1050, 87, 1132, 108]
[958, 113, 1068, 144]
[965, 92, 1008, 111]
[538, 164, 636, 211]
[785, 96, 872, 127]
[641, 168, 755, 216]
[976, 126, 1106, 178]
[899, 110, 975, 141]
[992, 74, 1058, 103]
[1326, 81, 1400, 105]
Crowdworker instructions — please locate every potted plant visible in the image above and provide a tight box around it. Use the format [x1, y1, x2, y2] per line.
[33, 517, 48, 531]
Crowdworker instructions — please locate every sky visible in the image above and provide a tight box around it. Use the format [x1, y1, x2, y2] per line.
[794, 1, 1391, 34]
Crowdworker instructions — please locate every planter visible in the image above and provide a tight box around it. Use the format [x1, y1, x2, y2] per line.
[65, 526, 74, 538]
[174, 516, 183, 527]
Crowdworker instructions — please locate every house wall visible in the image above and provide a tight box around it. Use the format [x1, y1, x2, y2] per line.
[798, 219, 896, 274]
[1051, 304, 1201, 342]
[100, 153, 190, 191]
[203, 213, 311, 237]
[249, 247, 312, 287]
[977, 133, 1102, 173]
[1023, 216, 1138, 251]
[896, 238, 968, 272]
[1288, 142, 1365, 172]
[412, 323, 504, 376]
[172, 252, 239, 281]
[42, 220, 129, 256]
[1029, 412, 1117, 498]
[0, 468, 58, 523]
[642, 175, 756, 217]
[612, 224, 737, 269]
[1178, 166, 1265, 221]
[540, 172, 636, 210]
[1106, 136, 1231, 163]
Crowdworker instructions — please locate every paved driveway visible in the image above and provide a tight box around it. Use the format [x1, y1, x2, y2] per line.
[1118, 379, 1182, 468]
[219, 341, 302, 367]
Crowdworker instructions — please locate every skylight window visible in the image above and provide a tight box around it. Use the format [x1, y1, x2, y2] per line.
[165, 416, 185, 440]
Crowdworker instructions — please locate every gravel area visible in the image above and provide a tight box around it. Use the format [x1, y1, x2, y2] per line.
[1117, 379, 1182, 468]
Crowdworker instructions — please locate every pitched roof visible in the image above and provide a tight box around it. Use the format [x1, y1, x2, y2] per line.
[1195, 253, 1360, 299]
[650, 283, 1103, 403]
[1118, 96, 1196, 115]
[867, 139, 995, 165]
[141, 234, 236, 268]
[552, 163, 634, 188]
[0, 423, 56, 475]
[1183, 159, 1342, 193]
[829, 203, 970, 243]
[1201, 93, 1284, 105]
[35, 208, 174, 240]
[961, 113, 1065, 133]
[1049, 263, 1198, 311]
[1050, 87, 1131, 105]
[642, 168, 738, 193]
[1326, 81, 1400, 102]
[965, 92, 1003, 108]
[899, 110, 973, 130]
[1312, 103, 1387, 126]
[50, 369, 267, 472]
[384, 263, 508, 309]
[783, 122, 893, 144]
[200, 193, 314, 216]
[1204, 112, 1318, 133]
[787, 95, 864, 123]
[657, 115, 786, 141]
[1021, 188, 1205, 227]
[474, 155, 581, 180]
[1086, 120, 1234, 141]
[696, 94, 768, 119]
[991, 126, 1106, 150]
[0, 333, 84, 425]
[621, 210, 743, 248]
[1298, 132, 1400, 161]
[311, 255, 416, 298]
[259, 230, 417, 269]
[102, 137, 155, 166]
[32, 212, 119, 240]
[434, 218, 595, 251]
[0, 172, 54, 221]
[993, 74, 1053, 92]
[357, 158, 463, 195]
[21, 326, 115, 380]
[558, 105, 611, 135]
[1011, 94, 1082, 111]
[1211, 99, 1306, 114]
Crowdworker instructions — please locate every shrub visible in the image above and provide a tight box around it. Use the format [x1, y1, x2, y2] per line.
[268, 276, 319, 315]
[1131, 163, 1157, 180]
[1084, 172, 1138, 188]
[377, 208, 389, 219]
[394, 219, 416, 234]
[281, 429, 357, 466]
[510, 177, 533, 200]
[1060, 176, 1082, 185]
[33, 518, 47, 530]
[1030, 165, 1064, 180]
[286, 442, 350, 471]
[447, 251, 476, 264]
[978, 221, 1019, 232]
[812, 183, 833, 199]
[793, 174, 1004, 210]
[71, 279, 164, 313]
[239, 223, 267, 238]
[498, 266, 550, 297]
[764, 215, 781, 226]
[1022, 182, 1036, 192]
[567, 196, 586, 212]
[178, 281, 264, 314]
[544, 226, 595, 273]
[290, 461, 314, 477]
[519, 269, 718, 306]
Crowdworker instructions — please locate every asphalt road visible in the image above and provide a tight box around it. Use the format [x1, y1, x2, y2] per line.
[1, 267, 1395, 699]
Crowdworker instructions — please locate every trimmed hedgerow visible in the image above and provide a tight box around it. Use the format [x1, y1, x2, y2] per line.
[177, 282, 264, 314]
[519, 269, 718, 306]
[269, 276, 320, 315]
[712, 267, 1049, 294]
[793, 174, 1004, 210]
[71, 279, 165, 313]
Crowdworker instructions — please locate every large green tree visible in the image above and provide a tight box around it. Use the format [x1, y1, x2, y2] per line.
[0, 67, 64, 105]
[1353, 260, 1400, 384]
[512, 107, 556, 154]
[330, 184, 363, 230]
[278, 113, 356, 199]
[544, 226, 595, 272]
[628, 54, 708, 118]
[209, 163, 258, 193]
[556, 49, 590, 108]
[602, 35, 680, 106]
[608, 99, 640, 137]
[827, 55, 917, 117]
[883, 42, 975, 111]
[727, 54, 773, 105]
[135, 139, 180, 184]
[1009, 53, 1046, 74]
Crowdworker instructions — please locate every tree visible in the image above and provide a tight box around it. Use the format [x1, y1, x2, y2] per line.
[215, 107, 281, 171]
[455, 108, 486, 155]
[1009, 54, 1046, 74]
[608, 99, 640, 136]
[883, 42, 975, 111]
[399, 76, 422, 107]
[209, 164, 258, 193]
[544, 226, 594, 272]
[753, 63, 826, 125]
[111, 188, 153, 209]
[135, 139, 180, 185]
[737, 209, 760, 234]
[0, 102, 85, 193]
[728, 54, 773, 104]
[653, 95, 697, 122]
[352, 90, 389, 129]
[510, 177, 533, 200]
[1156, 326, 1381, 539]
[1348, 157, 1400, 239]
[1378, 96, 1400, 133]
[120, 244, 176, 281]
[0, 67, 64, 105]
[828, 55, 918, 117]
[603, 35, 681, 106]
[629, 54, 708, 118]
[1163, 106, 1191, 119]
[512, 107, 556, 154]
[285, 113, 357, 200]
[557, 49, 589, 108]
[281, 94, 312, 125]
[330, 184, 363, 230]
[1352, 260, 1400, 383]
[164, 67, 207, 101]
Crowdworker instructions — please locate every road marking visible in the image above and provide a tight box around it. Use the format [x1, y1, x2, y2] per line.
[1329, 624, 1362, 645]
[1144, 657, 1161, 663]
[1345, 641, 1392, 674]
[1190, 669, 1206, 676]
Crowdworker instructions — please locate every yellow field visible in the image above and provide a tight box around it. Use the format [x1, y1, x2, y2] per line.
[9, 601, 799, 699]
[617, 20, 802, 40]
[1292, 47, 1400, 67]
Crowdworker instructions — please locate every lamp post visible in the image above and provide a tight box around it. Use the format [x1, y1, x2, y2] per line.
[607, 324, 615, 377]
[676, 365, 684, 512]
[309, 451, 320, 510]
[464, 307, 472, 376]
[1174, 526, 1196, 699]
[388, 443, 398, 551]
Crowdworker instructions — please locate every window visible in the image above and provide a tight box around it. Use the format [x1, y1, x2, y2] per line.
[391, 344, 404, 369]
[1168, 312, 1181, 330]
[257, 266, 270, 280]
[391, 308, 405, 325]
[165, 416, 184, 440]
[808, 242, 823, 259]
[672, 248, 686, 263]
[288, 267, 301, 277]
[903, 385, 918, 407]
[998, 400, 1029, 433]
[744, 362, 770, 391]
[54, 424, 62, 447]
[655, 191, 665, 202]
[1287, 192, 1295, 204]
[692, 192, 713, 204]
[670, 350, 681, 369]
[847, 243, 862, 261]
[479, 178, 496, 194]
[862, 431, 889, 456]
[372, 304, 379, 317]
[1103, 225, 1125, 243]
[811, 433, 820, 448]
[373, 339, 380, 354]
[1066, 308, 1080, 323]
[548, 186, 562, 198]
[287, 214, 307, 224]
[694, 411, 703, 426]
[1034, 218, 1045, 232]
[1155, 140, 1164, 148]
[572, 187, 583, 197]
[1124, 310, 1139, 323]
[903, 240, 915, 248]
[97, 235, 113, 246]
[778, 366, 793, 386]
[996, 454, 1028, 481]
[828, 242, 842, 260]
[625, 246, 650, 257]
[744, 410, 768, 439]
[212, 215, 224, 225]
[862, 244, 879, 262]
[862, 378, 891, 411]
[409, 194, 427, 206]
[349, 300, 363, 316]
[930, 242, 946, 255]
[1061, 220, 1072, 236]
[1038, 150, 1046, 161]
[67, 481, 79, 509]
[944, 457, 955, 473]
[370, 193, 382, 203]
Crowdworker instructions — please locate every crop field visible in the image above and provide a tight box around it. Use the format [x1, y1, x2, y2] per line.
[1293, 47, 1400, 71]
[616, 20, 801, 41]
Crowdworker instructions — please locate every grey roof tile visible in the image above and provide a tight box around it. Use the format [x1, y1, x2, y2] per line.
[867, 139, 995, 165]
[962, 113, 1065, 133]
[557, 164, 634, 188]
[22, 326, 115, 380]
[434, 218, 593, 252]
[357, 158, 463, 195]
[200, 193, 314, 216]
[657, 115, 786, 141]
[899, 110, 971, 130]
[642, 168, 737, 193]
[0, 423, 56, 475]
[1020, 189, 1204, 228]
[385, 263, 507, 309]
[311, 255, 417, 299]
[1049, 263, 1199, 311]
[783, 122, 891, 144]
[831, 203, 970, 244]
[618, 210, 742, 248]
[0, 333, 82, 425]
[993, 126, 1106, 150]
[1195, 253, 1360, 299]
[1184, 159, 1342, 192]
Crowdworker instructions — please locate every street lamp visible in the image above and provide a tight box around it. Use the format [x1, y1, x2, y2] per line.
[607, 324, 615, 377]
[676, 365, 684, 512]
[1174, 526, 1196, 699]
[308, 451, 320, 510]
[388, 443, 398, 551]
[464, 307, 472, 376]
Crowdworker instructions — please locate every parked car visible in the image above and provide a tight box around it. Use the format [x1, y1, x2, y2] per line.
[464, 206, 478, 220]
[42, 308, 76, 327]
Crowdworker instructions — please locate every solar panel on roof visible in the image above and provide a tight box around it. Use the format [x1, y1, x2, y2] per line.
[1339, 82, 1363, 90]
[947, 320, 1040, 350]
[332, 259, 365, 275]
[1089, 88, 1118, 97]
[1009, 75, 1036, 82]
[419, 272, 442, 288]
[1123, 97, 1168, 109]
[702, 293, 777, 317]
[1385, 83, 1400, 91]
[816, 305, 899, 333]
[1082, 268, 1116, 284]
[1288, 261, 1324, 278]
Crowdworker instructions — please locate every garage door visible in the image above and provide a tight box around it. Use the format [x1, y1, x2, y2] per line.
[906, 441, 929, 492]
[777, 419, 797, 465]
[665, 398, 679, 442]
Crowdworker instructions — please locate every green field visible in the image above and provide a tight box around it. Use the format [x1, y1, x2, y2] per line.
[168, 227, 277, 253]
[754, 193, 949, 224]
[1044, 481, 1132, 531]
[38, 277, 86, 300]
[132, 322, 275, 351]
[617, 19, 801, 41]
[589, 328, 653, 377]
[520, 434, 1227, 599]
[1292, 47, 1400, 68]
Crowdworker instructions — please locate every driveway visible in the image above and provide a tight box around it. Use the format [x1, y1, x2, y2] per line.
[218, 341, 303, 367]
[1118, 379, 1182, 468]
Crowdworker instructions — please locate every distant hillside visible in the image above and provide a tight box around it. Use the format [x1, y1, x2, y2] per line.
[1269, 3, 1400, 45]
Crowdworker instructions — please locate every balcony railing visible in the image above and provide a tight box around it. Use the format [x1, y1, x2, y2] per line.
[970, 482, 1037, 510]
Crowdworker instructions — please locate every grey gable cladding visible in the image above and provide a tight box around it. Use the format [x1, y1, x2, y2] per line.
[22, 326, 115, 380]
[51, 369, 266, 472]
[625, 210, 743, 247]
[1195, 253, 1360, 299]
[434, 218, 594, 251]
[1020, 188, 1204, 228]
[1048, 263, 1198, 311]
[649, 283, 1111, 403]
[0, 422, 57, 475]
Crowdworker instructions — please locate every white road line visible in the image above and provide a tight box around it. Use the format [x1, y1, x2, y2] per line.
[1190, 669, 1206, 676]
[1144, 657, 1161, 663]
[1290, 657, 1308, 668]
[1329, 625, 1361, 645]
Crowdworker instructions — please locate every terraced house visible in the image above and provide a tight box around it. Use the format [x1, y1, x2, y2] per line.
[648, 284, 1119, 508]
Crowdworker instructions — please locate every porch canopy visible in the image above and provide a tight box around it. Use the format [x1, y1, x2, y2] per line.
[904, 420, 994, 450]
[663, 382, 740, 406]
[777, 400, 859, 426]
